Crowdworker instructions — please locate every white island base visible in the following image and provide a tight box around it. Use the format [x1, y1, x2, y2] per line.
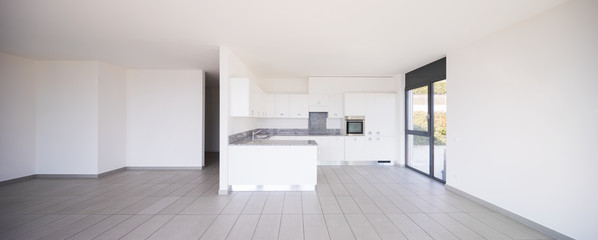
[228, 144, 317, 191]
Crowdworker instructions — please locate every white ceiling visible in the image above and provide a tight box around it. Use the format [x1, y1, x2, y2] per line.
[0, 0, 567, 83]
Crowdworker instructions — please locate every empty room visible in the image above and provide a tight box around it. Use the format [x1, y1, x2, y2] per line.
[0, 0, 596, 239]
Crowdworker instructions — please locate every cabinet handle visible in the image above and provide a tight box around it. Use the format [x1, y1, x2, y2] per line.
[280, 113, 284, 116]
[376, 131, 380, 135]
[368, 137, 372, 141]
[368, 131, 372, 135]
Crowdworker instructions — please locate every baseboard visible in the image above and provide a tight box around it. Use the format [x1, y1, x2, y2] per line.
[126, 166, 203, 170]
[218, 186, 231, 195]
[445, 185, 573, 240]
[0, 175, 36, 186]
[317, 161, 390, 165]
[98, 167, 126, 178]
[36, 174, 98, 179]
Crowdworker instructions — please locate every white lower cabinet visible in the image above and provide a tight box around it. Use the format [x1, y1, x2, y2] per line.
[329, 136, 345, 161]
[270, 135, 393, 162]
[365, 136, 396, 161]
[229, 145, 317, 185]
[344, 136, 365, 161]
[270, 136, 344, 162]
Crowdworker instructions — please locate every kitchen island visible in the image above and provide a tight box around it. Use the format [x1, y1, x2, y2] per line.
[228, 139, 318, 191]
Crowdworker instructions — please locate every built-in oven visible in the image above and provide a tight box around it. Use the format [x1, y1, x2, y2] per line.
[345, 116, 365, 136]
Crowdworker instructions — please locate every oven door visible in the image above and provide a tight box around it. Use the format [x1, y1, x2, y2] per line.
[346, 121, 364, 135]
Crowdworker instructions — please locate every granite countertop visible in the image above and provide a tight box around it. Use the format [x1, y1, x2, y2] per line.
[229, 139, 318, 146]
[228, 128, 345, 146]
[274, 132, 344, 136]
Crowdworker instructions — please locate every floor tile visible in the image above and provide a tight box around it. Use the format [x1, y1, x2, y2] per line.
[148, 214, 216, 240]
[252, 215, 281, 240]
[278, 215, 303, 240]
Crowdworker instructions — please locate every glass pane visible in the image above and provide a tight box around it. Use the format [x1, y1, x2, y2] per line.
[407, 86, 428, 132]
[407, 135, 430, 174]
[348, 122, 362, 133]
[433, 80, 447, 180]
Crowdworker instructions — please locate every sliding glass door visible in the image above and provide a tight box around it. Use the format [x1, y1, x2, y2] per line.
[406, 80, 446, 182]
[433, 80, 447, 180]
[406, 85, 430, 174]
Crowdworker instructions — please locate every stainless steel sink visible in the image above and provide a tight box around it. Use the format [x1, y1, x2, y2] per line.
[254, 134, 269, 139]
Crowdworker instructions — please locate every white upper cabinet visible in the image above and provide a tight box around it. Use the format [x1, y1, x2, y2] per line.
[309, 94, 329, 112]
[265, 94, 276, 118]
[344, 93, 366, 116]
[230, 78, 264, 117]
[289, 94, 309, 118]
[328, 94, 344, 118]
[250, 83, 265, 117]
[275, 94, 290, 118]
[365, 94, 396, 136]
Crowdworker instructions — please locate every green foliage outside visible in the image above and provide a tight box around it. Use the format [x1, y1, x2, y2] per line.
[412, 81, 446, 95]
[412, 111, 446, 145]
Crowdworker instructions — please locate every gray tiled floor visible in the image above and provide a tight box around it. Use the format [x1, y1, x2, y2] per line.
[0, 154, 553, 240]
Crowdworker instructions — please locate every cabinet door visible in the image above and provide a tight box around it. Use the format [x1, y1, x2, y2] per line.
[377, 137, 396, 160]
[328, 94, 344, 118]
[265, 94, 276, 117]
[365, 136, 396, 161]
[289, 94, 309, 118]
[275, 94, 290, 118]
[344, 93, 365, 116]
[309, 94, 328, 107]
[365, 136, 375, 161]
[364, 94, 378, 136]
[344, 136, 365, 161]
[375, 94, 396, 136]
[313, 137, 331, 162]
[329, 136, 345, 161]
[250, 84, 263, 117]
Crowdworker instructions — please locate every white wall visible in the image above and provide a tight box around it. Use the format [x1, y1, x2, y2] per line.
[98, 62, 127, 174]
[259, 77, 308, 93]
[223, 49, 260, 135]
[308, 76, 398, 94]
[395, 75, 406, 166]
[0, 53, 36, 181]
[35, 61, 99, 175]
[220, 47, 262, 193]
[447, 0, 597, 239]
[127, 69, 205, 167]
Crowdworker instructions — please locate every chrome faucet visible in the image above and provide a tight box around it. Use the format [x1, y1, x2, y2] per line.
[251, 129, 262, 141]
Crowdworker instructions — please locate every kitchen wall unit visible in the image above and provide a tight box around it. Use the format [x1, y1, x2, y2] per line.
[344, 93, 366, 116]
[309, 94, 328, 112]
[328, 94, 344, 118]
[230, 77, 265, 117]
[230, 79, 343, 120]
[344, 93, 397, 161]
[289, 94, 309, 118]
[274, 94, 290, 118]
[365, 94, 396, 137]
[265, 94, 276, 117]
